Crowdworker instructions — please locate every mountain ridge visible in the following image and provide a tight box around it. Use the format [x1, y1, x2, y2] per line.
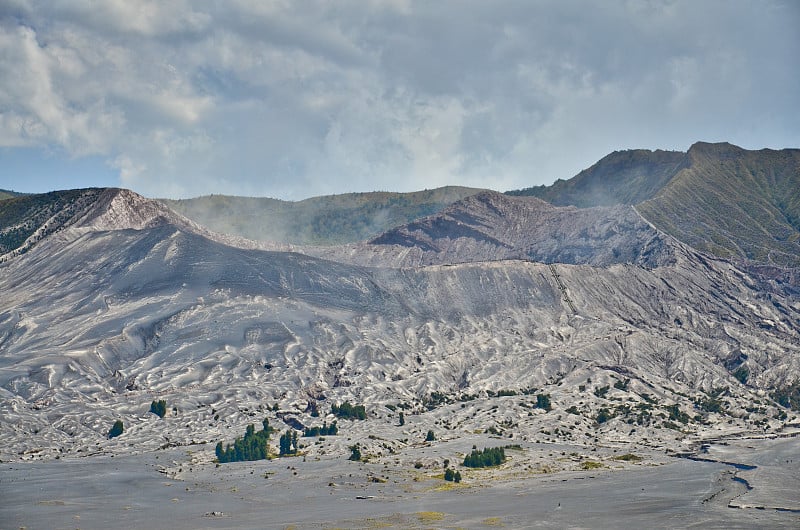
[307, 191, 677, 269]
[510, 142, 800, 267]
[159, 186, 483, 246]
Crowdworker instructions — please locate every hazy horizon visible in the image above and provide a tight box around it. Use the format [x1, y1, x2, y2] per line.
[1, 1, 798, 200]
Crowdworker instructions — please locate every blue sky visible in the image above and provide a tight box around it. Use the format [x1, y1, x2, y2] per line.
[1, 1, 798, 200]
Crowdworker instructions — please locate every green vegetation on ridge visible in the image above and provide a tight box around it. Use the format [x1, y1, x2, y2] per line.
[0, 189, 101, 255]
[0, 189, 26, 201]
[638, 143, 800, 267]
[160, 186, 482, 245]
[508, 148, 687, 207]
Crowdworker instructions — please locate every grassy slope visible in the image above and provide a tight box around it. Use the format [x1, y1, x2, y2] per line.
[507, 149, 687, 207]
[637, 142, 800, 266]
[160, 186, 483, 245]
[0, 189, 26, 201]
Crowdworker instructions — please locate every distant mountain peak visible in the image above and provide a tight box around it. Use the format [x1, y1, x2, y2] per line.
[79, 188, 191, 231]
[312, 189, 676, 269]
[687, 141, 746, 160]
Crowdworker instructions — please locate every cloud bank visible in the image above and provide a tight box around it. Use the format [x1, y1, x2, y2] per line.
[1, 0, 798, 199]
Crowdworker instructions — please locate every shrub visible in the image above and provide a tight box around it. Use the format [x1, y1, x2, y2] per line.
[613, 453, 642, 462]
[536, 393, 552, 412]
[150, 399, 167, 418]
[666, 404, 690, 424]
[596, 408, 611, 424]
[772, 381, 800, 411]
[613, 379, 630, 391]
[108, 420, 124, 439]
[732, 366, 749, 385]
[697, 397, 724, 414]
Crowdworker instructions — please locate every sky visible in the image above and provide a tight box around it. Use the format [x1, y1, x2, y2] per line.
[0, 1, 798, 200]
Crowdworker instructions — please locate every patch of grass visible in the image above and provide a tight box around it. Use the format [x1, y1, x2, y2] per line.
[580, 461, 604, 470]
[482, 516, 504, 526]
[416, 511, 445, 523]
[612, 453, 642, 462]
[432, 481, 465, 492]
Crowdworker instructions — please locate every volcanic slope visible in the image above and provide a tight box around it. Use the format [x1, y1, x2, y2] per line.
[1, 188, 799, 462]
[159, 186, 482, 245]
[510, 142, 800, 267]
[309, 191, 674, 268]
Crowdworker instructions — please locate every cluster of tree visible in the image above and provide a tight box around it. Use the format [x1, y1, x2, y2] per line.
[665, 404, 690, 424]
[594, 385, 610, 398]
[108, 420, 124, 439]
[424, 391, 451, 410]
[614, 378, 630, 391]
[331, 401, 366, 420]
[696, 387, 727, 414]
[279, 430, 298, 456]
[443, 468, 462, 482]
[216, 418, 271, 463]
[150, 399, 167, 418]
[302, 421, 338, 437]
[463, 446, 506, 468]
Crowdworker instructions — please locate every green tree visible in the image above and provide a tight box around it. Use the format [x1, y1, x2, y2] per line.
[108, 420, 124, 439]
[425, 429, 435, 442]
[444, 468, 455, 481]
[349, 444, 362, 461]
[399, 411, 405, 426]
[454, 470, 462, 483]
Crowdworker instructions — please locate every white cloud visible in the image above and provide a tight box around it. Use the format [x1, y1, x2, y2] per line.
[0, 1, 797, 198]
